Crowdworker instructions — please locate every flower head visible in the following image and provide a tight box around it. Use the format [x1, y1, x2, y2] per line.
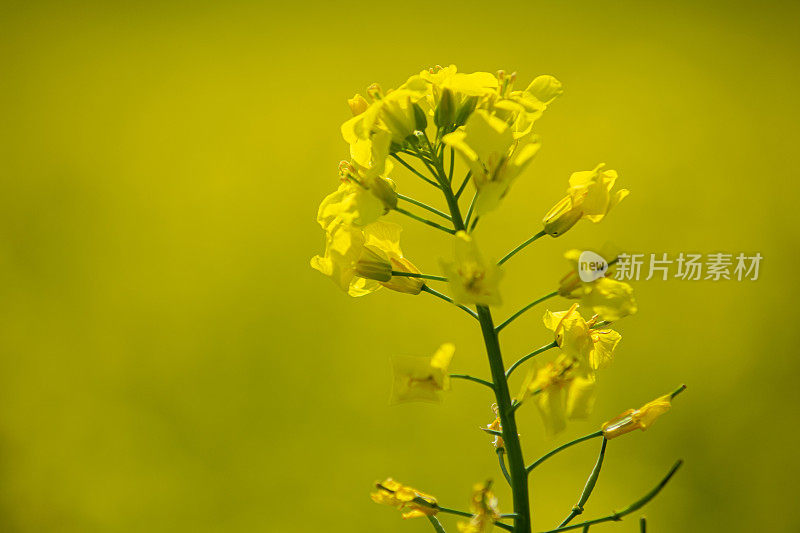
[457, 481, 500, 533]
[342, 77, 428, 145]
[440, 231, 503, 306]
[316, 177, 391, 233]
[602, 388, 683, 439]
[443, 110, 540, 216]
[520, 354, 596, 436]
[543, 164, 629, 237]
[489, 74, 563, 140]
[543, 304, 621, 370]
[420, 65, 499, 130]
[310, 221, 422, 296]
[391, 343, 455, 403]
[558, 247, 637, 321]
[371, 478, 439, 519]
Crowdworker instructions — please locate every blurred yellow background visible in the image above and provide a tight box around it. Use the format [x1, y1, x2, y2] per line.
[1, 1, 798, 531]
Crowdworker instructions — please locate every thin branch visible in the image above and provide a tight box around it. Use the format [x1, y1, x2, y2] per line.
[448, 146, 455, 183]
[469, 215, 480, 233]
[413, 140, 444, 185]
[463, 192, 477, 228]
[558, 438, 608, 528]
[427, 516, 446, 533]
[495, 291, 559, 333]
[394, 207, 456, 235]
[455, 171, 472, 200]
[421, 285, 479, 320]
[505, 341, 558, 379]
[536, 460, 683, 533]
[497, 448, 513, 486]
[397, 193, 452, 221]
[450, 373, 495, 391]
[391, 154, 440, 188]
[392, 271, 447, 282]
[527, 431, 604, 473]
[437, 506, 514, 532]
[497, 230, 547, 266]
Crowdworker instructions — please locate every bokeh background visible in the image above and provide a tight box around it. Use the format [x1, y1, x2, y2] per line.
[1, 1, 798, 531]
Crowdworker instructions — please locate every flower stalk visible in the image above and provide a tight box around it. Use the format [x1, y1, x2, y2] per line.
[314, 65, 685, 533]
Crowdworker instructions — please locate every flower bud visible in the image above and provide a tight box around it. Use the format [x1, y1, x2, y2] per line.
[348, 94, 369, 116]
[435, 87, 456, 129]
[601, 392, 675, 439]
[454, 96, 479, 127]
[355, 247, 392, 282]
[542, 196, 582, 237]
[413, 102, 428, 132]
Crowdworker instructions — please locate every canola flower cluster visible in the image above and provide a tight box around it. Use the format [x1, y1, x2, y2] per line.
[311, 65, 685, 533]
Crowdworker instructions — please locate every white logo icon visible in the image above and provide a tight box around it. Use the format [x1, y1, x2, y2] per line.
[578, 251, 608, 282]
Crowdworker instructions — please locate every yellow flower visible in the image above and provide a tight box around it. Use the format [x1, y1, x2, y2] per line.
[543, 304, 621, 370]
[391, 343, 455, 403]
[490, 74, 563, 140]
[457, 482, 500, 533]
[520, 354, 596, 436]
[371, 478, 439, 519]
[341, 77, 428, 145]
[602, 392, 676, 439]
[579, 278, 637, 321]
[484, 404, 504, 449]
[310, 221, 422, 296]
[440, 231, 503, 306]
[557, 247, 637, 321]
[543, 164, 629, 237]
[316, 179, 388, 232]
[443, 110, 540, 216]
[420, 65, 499, 128]
[349, 128, 393, 181]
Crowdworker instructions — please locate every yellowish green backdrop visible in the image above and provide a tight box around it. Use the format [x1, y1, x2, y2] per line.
[1, 1, 798, 531]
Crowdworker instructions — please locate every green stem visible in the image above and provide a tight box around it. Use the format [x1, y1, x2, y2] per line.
[419, 134, 465, 227]
[558, 438, 608, 528]
[505, 341, 558, 379]
[476, 305, 532, 533]
[391, 154, 440, 188]
[469, 215, 481, 233]
[427, 515, 447, 533]
[640, 518, 646, 533]
[448, 146, 455, 183]
[496, 291, 559, 333]
[497, 448, 513, 486]
[397, 193, 452, 221]
[455, 171, 472, 199]
[426, 138, 528, 532]
[527, 431, 603, 473]
[392, 271, 447, 282]
[463, 192, 477, 228]
[394, 207, 456, 235]
[450, 373, 495, 391]
[437, 506, 472, 518]
[498, 230, 547, 266]
[437, 506, 514, 532]
[421, 285, 478, 320]
[536, 460, 683, 533]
